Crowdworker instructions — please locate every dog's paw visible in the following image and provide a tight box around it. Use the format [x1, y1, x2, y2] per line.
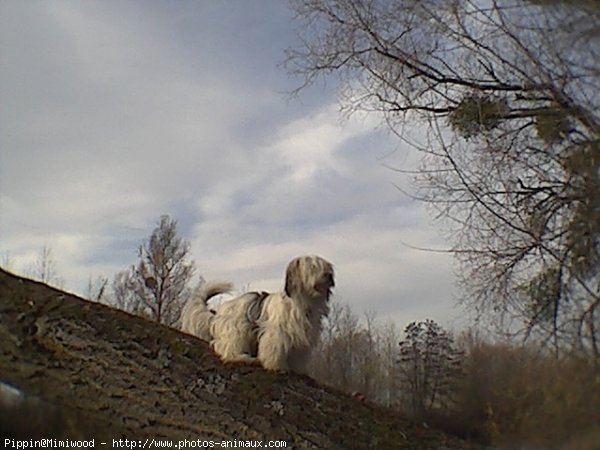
[223, 354, 259, 366]
[237, 359, 262, 368]
[259, 360, 290, 374]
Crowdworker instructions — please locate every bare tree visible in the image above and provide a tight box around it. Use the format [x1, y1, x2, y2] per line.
[111, 269, 146, 316]
[309, 301, 401, 404]
[112, 216, 196, 327]
[378, 319, 401, 408]
[85, 275, 109, 303]
[26, 246, 64, 288]
[287, 0, 600, 356]
[310, 302, 361, 392]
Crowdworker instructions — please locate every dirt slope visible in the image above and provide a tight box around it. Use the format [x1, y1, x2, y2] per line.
[0, 268, 477, 449]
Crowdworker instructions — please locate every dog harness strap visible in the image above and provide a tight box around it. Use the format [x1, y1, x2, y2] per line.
[246, 291, 269, 325]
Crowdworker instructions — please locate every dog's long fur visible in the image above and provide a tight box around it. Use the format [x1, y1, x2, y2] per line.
[180, 255, 334, 373]
[180, 281, 234, 341]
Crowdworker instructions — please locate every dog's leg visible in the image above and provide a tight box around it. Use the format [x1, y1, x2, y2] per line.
[211, 315, 259, 364]
[214, 348, 257, 365]
[257, 328, 291, 372]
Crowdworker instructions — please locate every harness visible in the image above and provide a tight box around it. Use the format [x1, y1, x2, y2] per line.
[245, 291, 269, 326]
[245, 291, 269, 357]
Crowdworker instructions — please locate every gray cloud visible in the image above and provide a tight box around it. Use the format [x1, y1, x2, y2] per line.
[0, 1, 460, 329]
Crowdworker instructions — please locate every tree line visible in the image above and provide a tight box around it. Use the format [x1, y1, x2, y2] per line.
[309, 303, 599, 449]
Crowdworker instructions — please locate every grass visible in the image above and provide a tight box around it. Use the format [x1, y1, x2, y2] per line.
[430, 336, 600, 450]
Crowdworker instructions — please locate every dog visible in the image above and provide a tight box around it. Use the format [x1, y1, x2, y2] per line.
[181, 255, 334, 373]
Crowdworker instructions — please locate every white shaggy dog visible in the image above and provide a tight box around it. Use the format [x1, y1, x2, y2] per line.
[181, 255, 334, 373]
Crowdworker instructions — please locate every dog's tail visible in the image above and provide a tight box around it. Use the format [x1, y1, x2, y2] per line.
[181, 281, 233, 341]
[201, 281, 234, 304]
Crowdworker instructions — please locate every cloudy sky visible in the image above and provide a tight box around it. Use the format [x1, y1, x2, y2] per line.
[0, 1, 463, 329]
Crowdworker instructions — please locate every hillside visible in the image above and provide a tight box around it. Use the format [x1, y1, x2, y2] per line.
[0, 268, 478, 449]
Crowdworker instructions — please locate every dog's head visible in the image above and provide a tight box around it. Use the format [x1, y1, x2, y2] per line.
[284, 255, 335, 300]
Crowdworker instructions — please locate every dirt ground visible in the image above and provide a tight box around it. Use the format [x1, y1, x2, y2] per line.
[0, 268, 479, 449]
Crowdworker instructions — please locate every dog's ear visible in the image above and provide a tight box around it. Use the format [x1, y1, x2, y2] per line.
[284, 258, 301, 297]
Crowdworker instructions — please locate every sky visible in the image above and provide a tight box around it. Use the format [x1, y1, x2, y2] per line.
[0, 1, 464, 330]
